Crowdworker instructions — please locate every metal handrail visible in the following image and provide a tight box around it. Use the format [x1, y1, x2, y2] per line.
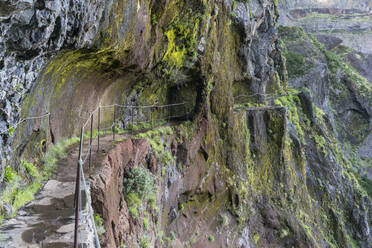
[73, 102, 190, 248]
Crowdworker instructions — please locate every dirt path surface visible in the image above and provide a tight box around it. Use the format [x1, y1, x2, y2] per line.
[0, 133, 127, 248]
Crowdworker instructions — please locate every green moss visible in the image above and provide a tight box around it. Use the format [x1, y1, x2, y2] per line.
[274, 92, 305, 145]
[357, 176, 372, 198]
[253, 233, 260, 244]
[162, 1, 203, 70]
[312, 135, 328, 156]
[309, 35, 372, 103]
[135, 126, 173, 160]
[164, 29, 188, 68]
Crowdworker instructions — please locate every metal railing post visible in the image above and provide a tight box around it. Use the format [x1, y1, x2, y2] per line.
[97, 106, 101, 152]
[113, 105, 116, 141]
[73, 128, 83, 248]
[89, 113, 93, 169]
[73, 159, 82, 248]
[74, 128, 84, 208]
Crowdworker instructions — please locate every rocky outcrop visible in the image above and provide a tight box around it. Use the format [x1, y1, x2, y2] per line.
[280, 25, 372, 248]
[278, 0, 372, 54]
[0, 0, 106, 171]
[90, 139, 154, 247]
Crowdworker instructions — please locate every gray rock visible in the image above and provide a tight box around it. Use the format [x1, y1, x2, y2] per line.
[359, 133, 372, 159]
[3, 203, 14, 216]
[0, 0, 108, 172]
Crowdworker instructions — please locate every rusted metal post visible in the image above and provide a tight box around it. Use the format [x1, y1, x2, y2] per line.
[88, 113, 93, 169]
[113, 105, 116, 141]
[97, 106, 101, 152]
[73, 159, 82, 248]
[73, 128, 83, 248]
[74, 128, 84, 208]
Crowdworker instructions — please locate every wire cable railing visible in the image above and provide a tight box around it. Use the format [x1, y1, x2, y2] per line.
[73, 102, 191, 248]
[2, 112, 50, 134]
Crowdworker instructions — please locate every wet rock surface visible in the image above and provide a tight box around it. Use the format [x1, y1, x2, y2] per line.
[0, 176, 76, 247]
[0, 134, 119, 247]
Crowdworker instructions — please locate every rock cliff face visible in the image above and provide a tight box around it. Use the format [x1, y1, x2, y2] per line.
[0, 0, 106, 172]
[1, 0, 372, 247]
[278, 0, 372, 54]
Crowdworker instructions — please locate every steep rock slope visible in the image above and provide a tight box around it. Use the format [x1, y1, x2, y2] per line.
[279, 26, 372, 248]
[278, 0, 372, 54]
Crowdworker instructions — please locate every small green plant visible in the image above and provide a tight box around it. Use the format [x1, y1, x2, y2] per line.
[22, 160, 39, 178]
[4, 166, 16, 182]
[158, 231, 164, 245]
[206, 234, 215, 242]
[218, 214, 229, 228]
[139, 236, 149, 248]
[94, 213, 105, 235]
[164, 231, 176, 246]
[280, 228, 289, 239]
[160, 151, 173, 165]
[125, 192, 142, 219]
[8, 126, 15, 136]
[151, 13, 158, 25]
[178, 203, 184, 211]
[147, 193, 158, 213]
[143, 217, 149, 230]
[189, 237, 196, 244]
[253, 233, 260, 244]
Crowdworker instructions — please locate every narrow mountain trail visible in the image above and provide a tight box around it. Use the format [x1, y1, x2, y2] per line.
[0, 133, 128, 248]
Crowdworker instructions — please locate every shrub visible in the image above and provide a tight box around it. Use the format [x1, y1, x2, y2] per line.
[22, 160, 39, 178]
[123, 167, 154, 199]
[4, 166, 16, 182]
[126, 192, 142, 219]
